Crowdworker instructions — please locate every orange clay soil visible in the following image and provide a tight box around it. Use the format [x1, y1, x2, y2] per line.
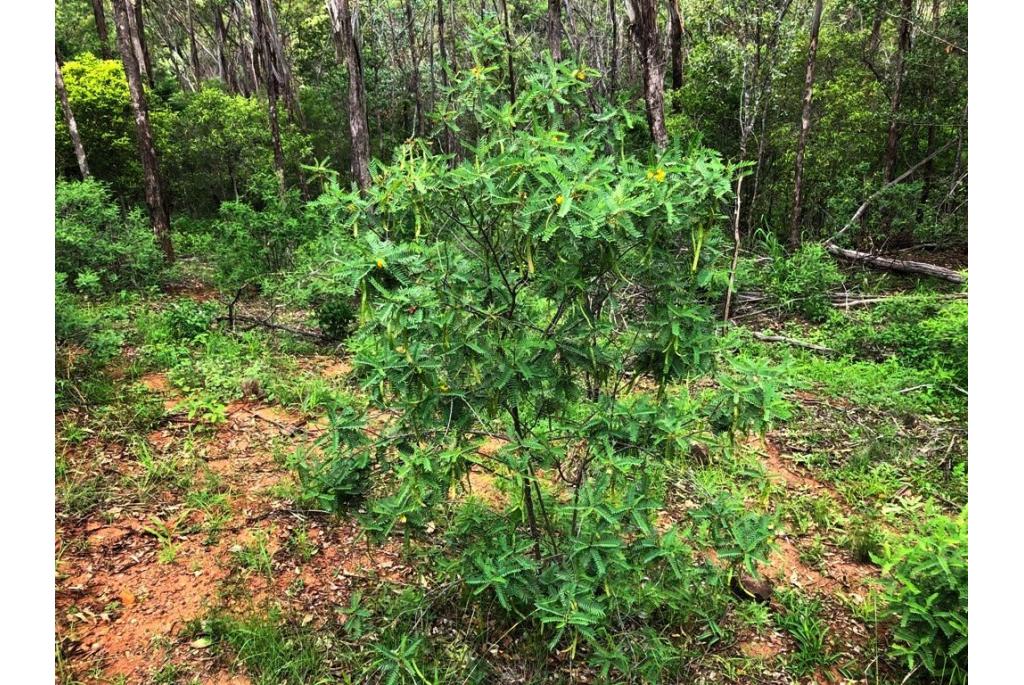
[56, 370, 409, 684]
[57, 367, 885, 683]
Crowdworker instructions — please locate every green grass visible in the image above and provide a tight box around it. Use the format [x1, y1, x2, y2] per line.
[189, 610, 334, 685]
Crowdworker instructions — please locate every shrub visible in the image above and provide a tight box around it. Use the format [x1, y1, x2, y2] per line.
[289, 58, 787, 678]
[55, 273, 126, 407]
[56, 54, 173, 201]
[56, 179, 164, 292]
[209, 186, 319, 294]
[880, 510, 968, 684]
[827, 295, 967, 392]
[765, 241, 844, 321]
[164, 86, 314, 216]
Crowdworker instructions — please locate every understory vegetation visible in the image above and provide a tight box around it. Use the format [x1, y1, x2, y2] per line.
[56, 1, 966, 684]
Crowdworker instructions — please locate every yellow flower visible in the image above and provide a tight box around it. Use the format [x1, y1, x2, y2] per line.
[573, 68, 587, 81]
[440, 383, 449, 392]
[654, 167, 666, 183]
[555, 194, 564, 206]
[470, 65, 483, 79]
[376, 258, 385, 269]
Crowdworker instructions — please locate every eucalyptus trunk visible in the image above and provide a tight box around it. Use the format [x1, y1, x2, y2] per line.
[626, 0, 668, 150]
[56, 53, 91, 180]
[111, 0, 173, 262]
[789, 0, 824, 248]
[328, 0, 372, 190]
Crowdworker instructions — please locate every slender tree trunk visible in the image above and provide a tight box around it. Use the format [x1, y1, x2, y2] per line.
[607, 0, 618, 98]
[56, 53, 91, 180]
[262, 0, 302, 123]
[251, 0, 287, 197]
[213, 4, 235, 92]
[329, 0, 372, 190]
[626, 0, 668, 149]
[90, 0, 112, 58]
[129, 0, 155, 89]
[436, 0, 460, 160]
[186, 0, 202, 86]
[547, 0, 562, 60]
[789, 0, 824, 248]
[918, 0, 941, 220]
[667, 0, 684, 92]
[111, 0, 173, 262]
[496, 0, 516, 105]
[883, 0, 913, 184]
[404, 0, 425, 137]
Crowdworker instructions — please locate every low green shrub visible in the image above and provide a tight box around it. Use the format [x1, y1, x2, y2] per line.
[210, 184, 319, 295]
[880, 510, 967, 684]
[826, 295, 967, 392]
[56, 179, 164, 292]
[55, 274, 127, 407]
[768, 243, 844, 321]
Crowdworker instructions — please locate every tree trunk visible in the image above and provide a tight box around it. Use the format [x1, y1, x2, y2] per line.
[129, 0, 155, 89]
[547, 0, 562, 60]
[111, 0, 173, 262]
[882, 0, 913, 184]
[789, 0, 824, 249]
[824, 244, 965, 283]
[667, 0, 684, 92]
[90, 0, 112, 58]
[403, 0, 425, 137]
[56, 53, 91, 180]
[918, 0, 942, 220]
[251, 0, 287, 197]
[626, 0, 668, 150]
[186, 0, 202, 87]
[213, 4, 235, 92]
[436, 0, 460, 160]
[497, 0, 516, 105]
[262, 0, 302, 124]
[328, 0, 372, 190]
[607, 0, 618, 98]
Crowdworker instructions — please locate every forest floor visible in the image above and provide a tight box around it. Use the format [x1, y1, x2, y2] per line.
[55, 264, 967, 685]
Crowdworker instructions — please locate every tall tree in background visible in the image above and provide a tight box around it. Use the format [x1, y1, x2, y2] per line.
[213, 2, 236, 92]
[261, 0, 302, 122]
[789, 0, 824, 248]
[547, 0, 562, 60]
[668, 0, 685, 92]
[90, 0, 112, 58]
[403, 0, 425, 136]
[55, 52, 91, 180]
[625, 0, 668, 149]
[186, 0, 202, 84]
[128, 0, 155, 88]
[251, 0, 288, 196]
[328, 0, 371, 190]
[111, 0, 174, 262]
[882, 0, 913, 184]
[497, 0, 517, 104]
[607, 0, 619, 98]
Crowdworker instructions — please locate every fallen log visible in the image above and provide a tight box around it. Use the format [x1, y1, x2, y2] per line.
[752, 332, 835, 353]
[824, 243, 966, 283]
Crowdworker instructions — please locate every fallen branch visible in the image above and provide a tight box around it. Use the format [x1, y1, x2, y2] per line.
[826, 139, 957, 245]
[216, 315, 323, 339]
[752, 332, 835, 353]
[831, 292, 966, 308]
[823, 244, 966, 283]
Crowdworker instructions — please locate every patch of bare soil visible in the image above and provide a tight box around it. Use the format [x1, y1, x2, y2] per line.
[56, 377, 409, 684]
